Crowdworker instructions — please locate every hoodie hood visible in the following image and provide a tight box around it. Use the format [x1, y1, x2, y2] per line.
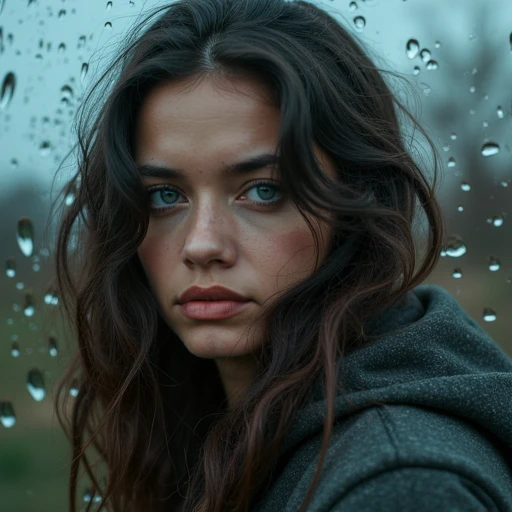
[278, 283, 512, 460]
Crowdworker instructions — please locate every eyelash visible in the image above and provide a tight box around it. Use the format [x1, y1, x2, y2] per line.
[145, 180, 284, 214]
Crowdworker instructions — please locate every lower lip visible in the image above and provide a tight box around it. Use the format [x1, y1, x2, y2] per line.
[179, 300, 251, 320]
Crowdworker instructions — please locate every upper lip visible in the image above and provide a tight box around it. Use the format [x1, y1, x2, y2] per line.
[178, 285, 250, 304]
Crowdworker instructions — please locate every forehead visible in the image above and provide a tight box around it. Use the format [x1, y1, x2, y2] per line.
[133, 75, 337, 182]
[134, 76, 280, 162]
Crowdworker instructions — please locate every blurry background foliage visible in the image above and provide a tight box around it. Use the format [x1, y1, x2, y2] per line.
[0, 0, 511, 511]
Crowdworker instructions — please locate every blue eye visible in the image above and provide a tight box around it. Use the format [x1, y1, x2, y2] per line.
[146, 180, 284, 214]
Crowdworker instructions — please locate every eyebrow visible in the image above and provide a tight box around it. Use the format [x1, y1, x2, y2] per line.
[137, 153, 280, 180]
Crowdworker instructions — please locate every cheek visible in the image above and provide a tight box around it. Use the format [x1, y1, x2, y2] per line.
[137, 234, 171, 283]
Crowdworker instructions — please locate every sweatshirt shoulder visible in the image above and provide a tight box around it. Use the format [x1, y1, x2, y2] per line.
[283, 405, 512, 512]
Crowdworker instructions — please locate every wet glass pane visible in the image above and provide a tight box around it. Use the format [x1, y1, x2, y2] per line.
[0, 0, 510, 511]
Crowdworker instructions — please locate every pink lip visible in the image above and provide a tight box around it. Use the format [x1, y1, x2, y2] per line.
[179, 300, 251, 320]
[178, 285, 249, 304]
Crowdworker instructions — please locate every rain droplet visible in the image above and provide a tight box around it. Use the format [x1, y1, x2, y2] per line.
[452, 268, 462, 278]
[80, 62, 89, 82]
[483, 307, 496, 322]
[83, 488, 103, 503]
[353, 16, 365, 31]
[450, 132, 457, 140]
[349, 1, 357, 11]
[444, 235, 467, 258]
[497, 106, 504, 119]
[0, 401, 16, 428]
[461, 182, 471, 191]
[48, 337, 58, 357]
[69, 379, 79, 397]
[17, 217, 34, 257]
[435, 41, 441, 48]
[488, 257, 500, 271]
[11, 342, 20, 357]
[406, 39, 419, 59]
[489, 213, 505, 227]
[469, 86, 476, 93]
[58, 42, 66, 54]
[447, 157, 456, 168]
[0, 71, 16, 110]
[420, 48, 431, 62]
[457, 205, 464, 212]
[61, 84, 73, 104]
[481, 142, 500, 157]
[413, 66, 420, 75]
[106, 1, 113, 9]
[44, 290, 59, 305]
[426, 60, 438, 70]
[24, 293, 35, 317]
[104, 21, 112, 30]
[16, 282, 24, 290]
[443, 144, 450, 152]
[58, 9, 66, 19]
[40, 140, 52, 157]
[27, 369, 46, 401]
[6, 257, 15, 277]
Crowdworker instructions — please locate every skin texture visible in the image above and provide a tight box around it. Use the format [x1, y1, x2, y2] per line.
[134, 74, 337, 409]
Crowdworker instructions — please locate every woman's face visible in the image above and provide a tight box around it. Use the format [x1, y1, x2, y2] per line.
[134, 74, 336, 400]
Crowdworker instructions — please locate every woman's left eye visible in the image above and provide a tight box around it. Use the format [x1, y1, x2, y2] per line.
[146, 180, 284, 213]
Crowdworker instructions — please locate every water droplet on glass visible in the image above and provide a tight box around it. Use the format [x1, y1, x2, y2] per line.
[469, 86, 476, 93]
[17, 217, 34, 257]
[106, 1, 113, 9]
[457, 205, 464, 212]
[48, 337, 58, 357]
[483, 307, 496, 322]
[443, 144, 450, 152]
[413, 66, 420, 75]
[80, 62, 89, 82]
[349, 1, 357, 11]
[44, 289, 59, 305]
[40, 140, 52, 156]
[58, 9, 66, 19]
[27, 369, 46, 401]
[488, 257, 501, 271]
[483, 121, 488, 128]
[58, 42, 66, 54]
[32, 263, 40, 272]
[61, 84, 73, 104]
[83, 488, 103, 503]
[406, 39, 419, 59]
[69, 379, 79, 397]
[435, 41, 441, 48]
[104, 21, 112, 30]
[11, 342, 20, 357]
[469, 109, 476, 115]
[461, 182, 471, 191]
[420, 48, 431, 62]
[0, 71, 16, 110]
[497, 106, 504, 119]
[353, 16, 365, 31]
[24, 293, 35, 317]
[16, 282, 24, 290]
[426, 60, 438, 70]
[481, 142, 500, 157]
[444, 235, 467, 258]
[6, 257, 15, 277]
[0, 401, 16, 428]
[450, 132, 457, 140]
[489, 213, 505, 227]
[452, 268, 462, 278]
[447, 157, 456, 168]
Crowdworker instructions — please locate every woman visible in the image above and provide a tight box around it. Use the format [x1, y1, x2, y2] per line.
[50, 0, 512, 510]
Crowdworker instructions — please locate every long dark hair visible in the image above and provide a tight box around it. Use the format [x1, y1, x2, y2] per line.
[49, 0, 446, 510]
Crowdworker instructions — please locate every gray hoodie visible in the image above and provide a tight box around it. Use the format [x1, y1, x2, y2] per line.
[251, 284, 512, 511]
